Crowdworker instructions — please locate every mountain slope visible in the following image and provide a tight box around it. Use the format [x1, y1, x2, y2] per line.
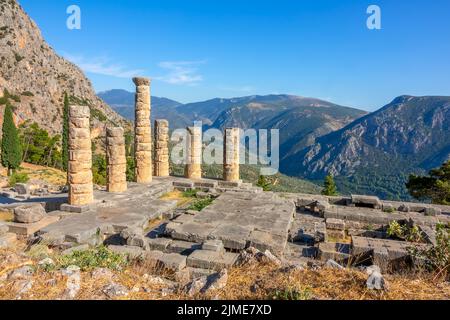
[103, 91, 367, 160]
[98, 89, 186, 127]
[282, 96, 450, 200]
[0, 0, 128, 136]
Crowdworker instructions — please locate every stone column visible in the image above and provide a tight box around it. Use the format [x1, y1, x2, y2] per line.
[223, 128, 240, 182]
[106, 127, 127, 193]
[184, 126, 202, 180]
[68, 105, 93, 206]
[154, 119, 170, 177]
[133, 77, 152, 183]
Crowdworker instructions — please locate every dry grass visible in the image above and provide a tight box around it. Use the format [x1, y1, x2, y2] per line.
[0, 210, 14, 222]
[159, 190, 193, 207]
[1, 245, 449, 300]
[0, 163, 66, 186]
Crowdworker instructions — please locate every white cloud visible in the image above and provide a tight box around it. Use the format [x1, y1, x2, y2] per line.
[62, 53, 145, 78]
[156, 60, 205, 85]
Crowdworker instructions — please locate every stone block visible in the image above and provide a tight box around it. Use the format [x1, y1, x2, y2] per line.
[146, 237, 173, 251]
[14, 204, 46, 223]
[173, 181, 195, 188]
[157, 253, 187, 271]
[247, 230, 285, 255]
[167, 240, 202, 255]
[351, 195, 382, 209]
[187, 250, 238, 271]
[202, 239, 225, 253]
[210, 224, 251, 250]
[6, 215, 60, 236]
[60, 203, 91, 213]
[318, 242, 351, 263]
[326, 218, 345, 231]
[170, 222, 216, 243]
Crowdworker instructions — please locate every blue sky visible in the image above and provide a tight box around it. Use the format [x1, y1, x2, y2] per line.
[20, 0, 450, 110]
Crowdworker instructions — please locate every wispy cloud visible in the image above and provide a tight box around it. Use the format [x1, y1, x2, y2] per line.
[62, 53, 145, 78]
[156, 60, 205, 85]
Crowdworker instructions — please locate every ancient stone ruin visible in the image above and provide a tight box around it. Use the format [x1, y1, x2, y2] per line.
[1, 76, 449, 299]
[106, 127, 127, 193]
[223, 127, 240, 182]
[184, 126, 202, 180]
[154, 119, 170, 177]
[133, 77, 153, 184]
[68, 105, 93, 206]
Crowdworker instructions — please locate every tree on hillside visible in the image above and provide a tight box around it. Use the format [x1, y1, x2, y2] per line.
[62, 93, 69, 171]
[406, 161, 450, 205]
[19, 121, 62, 169]
[1, 103, 22, 175]
[321, 174, 338, 196]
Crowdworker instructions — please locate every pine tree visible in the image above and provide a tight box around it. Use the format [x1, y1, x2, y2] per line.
[406, 161, 450, 205]
[62, 93, 69, 171]
[1, 103, 22, 175]
[321, 174, 338, 196]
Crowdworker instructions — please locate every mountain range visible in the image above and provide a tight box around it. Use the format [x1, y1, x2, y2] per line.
[3, 0, 449, 201]
[101, 89, 450, 200]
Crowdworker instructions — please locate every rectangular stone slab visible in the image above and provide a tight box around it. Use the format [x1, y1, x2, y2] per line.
[187, 250, 239, 271]
[6, 215, 60, 236]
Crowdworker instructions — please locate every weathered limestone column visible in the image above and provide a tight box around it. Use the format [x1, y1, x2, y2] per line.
[223, 128, 240, 182]
[106, 127, 127, 193]
[133, 77, 152, 183]
[184, 126, 202, 179]
[68, 105, 93, 206]
[154, 119, 170, 177]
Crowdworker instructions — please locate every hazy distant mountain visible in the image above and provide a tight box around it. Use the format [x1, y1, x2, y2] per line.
[98, 89, 188, 127]
[282, 96, 450, 200]
[101, 91, 367, 161]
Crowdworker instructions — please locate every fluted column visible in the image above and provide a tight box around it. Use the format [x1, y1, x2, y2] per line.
[223, 128, 240, 182]
[106, 127, 127, 193]
[184, 126, 202, 179]
[68, 105, 93, 205]
[154, 119, 170, 177]
[133, 77, 152, 183]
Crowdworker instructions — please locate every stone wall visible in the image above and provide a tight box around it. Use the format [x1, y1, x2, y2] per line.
[68, 105, 93, 206]
[106, 127, 127, 193]
[154, 119, 170, 177]
[133, 77, 152, 183]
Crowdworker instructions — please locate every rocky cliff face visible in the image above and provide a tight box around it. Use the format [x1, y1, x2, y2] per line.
[282, 95, 450, 199]
[0, 0, 129, 136]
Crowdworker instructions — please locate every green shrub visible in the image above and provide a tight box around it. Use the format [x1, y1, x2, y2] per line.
[409, 224, 449, 279]
[56, 245, 128, 271]
[387, 221, 423, 242]
[257, 175, 272, 191]
[8, 172, 29, 186]
[92, 155, 107, 186]
[126, 156, 135, 182]
[187, 197, 214, 212]
[182, 189, 198, 198]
